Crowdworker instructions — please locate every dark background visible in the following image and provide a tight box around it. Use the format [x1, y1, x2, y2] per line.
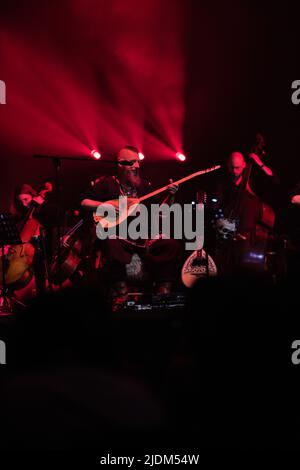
[0, 0, 300, 212]
[1, 1, 300, 451]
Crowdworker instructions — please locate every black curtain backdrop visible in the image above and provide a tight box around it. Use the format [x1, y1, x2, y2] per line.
[0, 0, 299, 212]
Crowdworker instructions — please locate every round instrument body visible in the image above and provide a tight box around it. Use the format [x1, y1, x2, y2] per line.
[182, 249, 218, 288]
[0, 182, 53, 291]
[93, 198, 140, 229]
[50, 239, 83, 285]
[0, 242, 35, 289]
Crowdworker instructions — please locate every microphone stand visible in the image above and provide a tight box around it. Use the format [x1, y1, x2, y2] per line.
[53, 157, 63, 290]
[34, 155, 123, 163]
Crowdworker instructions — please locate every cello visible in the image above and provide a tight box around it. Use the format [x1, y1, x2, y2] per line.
[0, 182, 53, 289]
[49, 218, 84, 285]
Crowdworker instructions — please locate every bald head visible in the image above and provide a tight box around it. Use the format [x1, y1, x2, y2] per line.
[227, 152, 246, 181]
[117, 146, 139, 162]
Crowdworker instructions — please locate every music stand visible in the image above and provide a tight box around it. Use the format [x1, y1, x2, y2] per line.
[0, 213, 22, 314]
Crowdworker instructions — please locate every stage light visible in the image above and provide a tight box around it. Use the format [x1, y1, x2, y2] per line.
[91, 149, 101, 160]
[138, 152, 145, 161]
[176, 152, 186, 162]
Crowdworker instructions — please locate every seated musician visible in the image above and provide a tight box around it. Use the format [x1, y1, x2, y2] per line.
[80, 145, 182, 306]
[208, 150, 278, 275]
[11, 183, 63, 295]
[13, 183, 58, 225]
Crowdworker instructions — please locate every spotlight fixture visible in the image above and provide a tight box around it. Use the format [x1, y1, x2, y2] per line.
[176, 152, 186, 162]
[138, 152, 145, 161]
[91, 149, 101, 160]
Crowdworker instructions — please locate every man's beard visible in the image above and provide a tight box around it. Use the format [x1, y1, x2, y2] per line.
[119, 168, 140, 188]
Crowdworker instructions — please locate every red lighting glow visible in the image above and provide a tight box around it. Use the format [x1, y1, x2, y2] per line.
[0, 0, 185, 215]
[176, 152, 186, 162]
[91, 149, 101, 160]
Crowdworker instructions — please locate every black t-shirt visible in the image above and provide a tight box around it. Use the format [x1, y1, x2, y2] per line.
[13, 197, 65, 260]
[80, 175, 152, 203]
[209, 175, 262, 235]
[80, 175, 157, 244]
[15, 196, 64, 228]
[207, 166, 281, 238]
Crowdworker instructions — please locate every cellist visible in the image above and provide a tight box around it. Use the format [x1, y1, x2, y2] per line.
[10, 182, 62, 295]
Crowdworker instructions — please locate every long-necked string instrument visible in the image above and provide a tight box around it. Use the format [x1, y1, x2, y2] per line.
[93, 164, 221, 228]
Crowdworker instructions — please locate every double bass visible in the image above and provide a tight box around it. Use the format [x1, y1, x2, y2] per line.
[215, 134, 276, 275]
[0, 182, 53, 289]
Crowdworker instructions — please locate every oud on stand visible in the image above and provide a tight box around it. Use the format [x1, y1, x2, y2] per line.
[181, 190, 218, 288]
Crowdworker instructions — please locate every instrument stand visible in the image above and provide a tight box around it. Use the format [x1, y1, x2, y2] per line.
[33, 155, 65, 290]
[0, 213, 22, 315]
[0, 254, 19, 316]
[0, 287, 26, 313]
[196, 190, 210, 278]
[39, 227, 53, 293]
[204, 247, 210, 278]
